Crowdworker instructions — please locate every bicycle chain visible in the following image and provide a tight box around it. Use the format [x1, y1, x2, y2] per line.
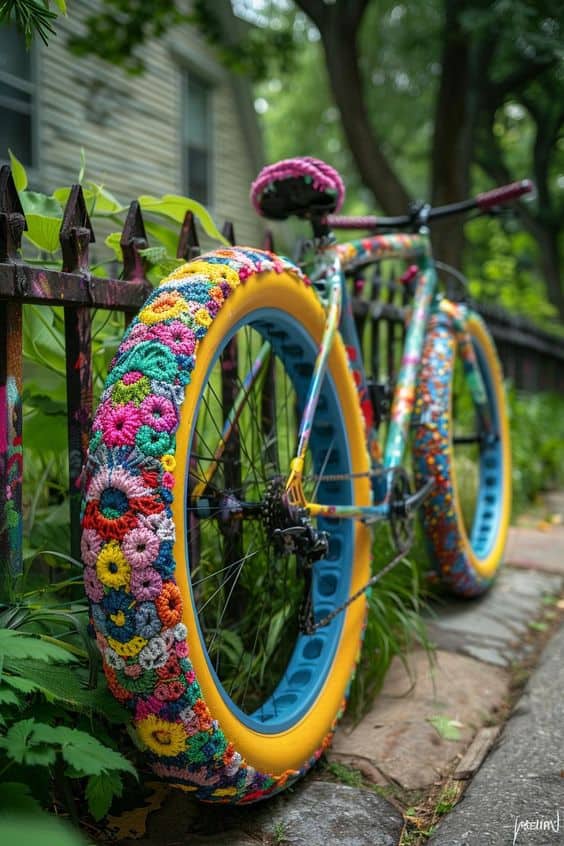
[301, 546, 409, 634]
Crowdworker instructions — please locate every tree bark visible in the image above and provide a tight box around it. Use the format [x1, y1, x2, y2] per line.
[430, 0, 475, 270]
[305, 3, 412, 215]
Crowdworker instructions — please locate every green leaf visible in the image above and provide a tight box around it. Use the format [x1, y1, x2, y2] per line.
[105, 232, 123, 262]
[138, 194, 228, 244]
[139, 245, 168, 265]
[427, 715, 463, 741]
[0, 718, 56, 766]
[144, 219, 182, 257]
[31, 724, 136, 777]
[0, 686, 21, 706]
[86, 771, 123, 821]
[8, 150, 28, 192]
[2, 675, 40, 694]
[23, 215, 62, 254]
[84, 181, 126, 215]
[528, 620, 548, 632]
[0, 782, 44, 814]
[0, 814, 86, 846]
[19, 192, 63, 218]
[0, 630, 76, 664]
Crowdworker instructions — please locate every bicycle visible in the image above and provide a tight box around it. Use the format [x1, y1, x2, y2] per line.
[81, 156, 532, 803]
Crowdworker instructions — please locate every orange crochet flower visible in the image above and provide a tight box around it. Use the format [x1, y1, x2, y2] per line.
[155, 581, 183, 627]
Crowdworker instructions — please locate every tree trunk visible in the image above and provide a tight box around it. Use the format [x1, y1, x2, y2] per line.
[430, 0, 474, 270]
[316, 10, 411, 215]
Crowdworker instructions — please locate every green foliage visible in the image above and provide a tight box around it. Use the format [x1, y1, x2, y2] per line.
[348, 533, 434, 720]
[508, 390, 564, 512]
[0, 0, 60, 46]
[0, 566, 137, 826]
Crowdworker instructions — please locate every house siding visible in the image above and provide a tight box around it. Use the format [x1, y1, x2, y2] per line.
[36, 1, 264, 252]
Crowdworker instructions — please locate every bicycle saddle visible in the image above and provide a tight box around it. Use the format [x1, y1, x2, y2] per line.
[250, 156, 345, 220]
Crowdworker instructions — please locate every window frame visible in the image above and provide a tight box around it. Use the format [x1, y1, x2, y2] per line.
[181, 68, 215, 209]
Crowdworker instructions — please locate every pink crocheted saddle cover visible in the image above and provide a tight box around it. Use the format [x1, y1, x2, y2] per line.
[250, 156, 345, 220]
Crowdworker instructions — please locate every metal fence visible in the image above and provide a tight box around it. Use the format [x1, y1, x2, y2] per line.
[1, 162, 563, 576]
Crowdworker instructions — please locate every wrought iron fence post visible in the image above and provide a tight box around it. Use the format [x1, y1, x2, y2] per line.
[0, 166, 26, 577]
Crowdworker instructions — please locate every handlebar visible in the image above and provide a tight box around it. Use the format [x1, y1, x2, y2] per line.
[326, 179, 535, 231]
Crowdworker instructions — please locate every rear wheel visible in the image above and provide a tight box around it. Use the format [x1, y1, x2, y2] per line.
[413, 310, 511, 596]
[82, 249, 371, 803]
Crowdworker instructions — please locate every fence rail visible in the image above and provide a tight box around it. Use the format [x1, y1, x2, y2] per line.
[1, 163, 563, 577]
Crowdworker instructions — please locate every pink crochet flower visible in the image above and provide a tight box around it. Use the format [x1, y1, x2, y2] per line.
[130, 566, 163, 601]
[84, 565, 104, 602]
[139, 395, 177, 433]
[101, 403, 142, 446]
[81, 528, 103, 567]
[122, 526, 160, 568]
[149, 320, 196, 356]
[134, 695, 162, 720]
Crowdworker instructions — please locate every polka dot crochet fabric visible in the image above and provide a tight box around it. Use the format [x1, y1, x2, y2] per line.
[81, 247, 330, 803]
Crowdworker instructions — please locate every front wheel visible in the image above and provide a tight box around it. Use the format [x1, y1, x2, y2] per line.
[82, 248, 371, 802]
[412, 309, 511, 596]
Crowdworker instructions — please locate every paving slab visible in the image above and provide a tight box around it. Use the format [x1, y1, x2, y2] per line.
[505, 525, 564, 574]
[425, 566, 563, 667]
[428, 617, 564, 846]
[118, 780, 403, 846]
[331, 649, 508, 790]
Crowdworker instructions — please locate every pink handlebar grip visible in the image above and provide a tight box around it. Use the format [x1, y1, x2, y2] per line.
[476, 179, 534, 210]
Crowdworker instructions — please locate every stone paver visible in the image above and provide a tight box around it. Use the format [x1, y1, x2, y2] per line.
[425, 566, 563, 667]
[505, 526, 564, 574]
[121, 780, 403, 846]
[428, 615, 564, 846]
[331, 649, 508, 790]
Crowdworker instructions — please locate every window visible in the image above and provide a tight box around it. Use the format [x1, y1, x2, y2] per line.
[0, 24, 35, 167]
[183, 72, 212, 205]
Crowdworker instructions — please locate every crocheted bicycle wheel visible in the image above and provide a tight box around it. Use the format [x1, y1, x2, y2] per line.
[412, 309, 511, 596]
[82, 248, 371, 803]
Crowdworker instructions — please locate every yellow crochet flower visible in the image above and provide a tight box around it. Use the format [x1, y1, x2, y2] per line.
[161, 454, 176, 472]
[95, 541, 131, 589]
[139, 290, 189, 325]
[159, 262, 192, 285]
[194, 308, 212, 328]
[183, 261, 240, 289]
[137, 715, 188, 757]
[107, 635, 147, 657]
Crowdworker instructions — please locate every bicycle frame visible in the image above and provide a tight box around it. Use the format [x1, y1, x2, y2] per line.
[285, 229, 491, 522]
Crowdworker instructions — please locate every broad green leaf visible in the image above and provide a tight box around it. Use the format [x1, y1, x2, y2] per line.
[2, 675, 40, 694]
[105, 231, 123, 261]
[9, 149, 28, 192]
[138, 193, 228, 244]
[3, 658, 129, 722]
[144, 219, 182, 257]
[0, 630, 76, 664]
[427, 714, 463, 741]
[86, 771, 123, 821]
[0, 718, 41, 765]
[0, 782, 43, 814]
[19, 191, 63, 218]
[85, 181, 126, 215]
[0, 686, 21, 706]
[23, 215, 62, 254]
[31, 724, 136, 777]
[0, 814, 86, 845]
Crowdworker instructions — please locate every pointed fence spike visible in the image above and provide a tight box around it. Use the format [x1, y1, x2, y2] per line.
[0, 166, 27, 260]
[177, 210, 200, 260]
[120, 200, 150, 284]
[221, 220, 236, 246]
[60, 184, 95, 273]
